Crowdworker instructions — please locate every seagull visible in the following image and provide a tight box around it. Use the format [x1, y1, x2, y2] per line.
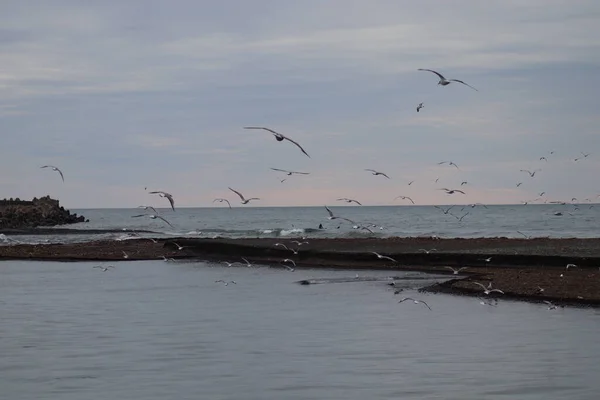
[520, 169, 539, 178]
[270, 168, 310, 176]
[243, 127, 310, 158]
[416, 102, 424, 112]
[419, 248, 437, 254]
[324, 205, 355, 224]
[336, 198, 362, 205]
[280, 178, 287, 183]
[291, 240, 309, 246]
[137, 205, 158, 214]
[122, 251, 129, 259]
[280, 259, 296, 271]
[474, 282, 504, 295]
[566, 263, 578, 270]
[93, 265, 115, 272]
[274, 243, 299, 254]
[516, 182, 523, 187]
[371, 251, 398, 263]
[439, 188, 466, 195]
[437, 161, 460, 169]
[408, 180, 414, 185]
[398, 297, 432, 311]
[540, 157, 548, 162]
[215, 280, 237, 286]
[167, 241, 188, 251]
[222, 261, 236, 267]
[483, 257, 492, 263]
[395, 195, 415, 204]
[131, 214, 174, 228]
[434, 205, 455, 214]
[539, 192, 546, 197]
[228, 187, 260, 204]
[451, 212, 470, 222]
[418, 69, 478, 91]
[535, 286, 545, 294]
[574, 152, 590, 161]
[40, 165, 64, 182]
[516, 231, 531, 239]
[543, 300, 558, 310]
[445, 266, 468, 275]
[148, 191, 175, 211]
[365, 169, 390, 179]
[213, 198, 232, 209]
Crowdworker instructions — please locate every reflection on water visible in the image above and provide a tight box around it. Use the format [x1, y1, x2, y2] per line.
[1, 260, 599, 400]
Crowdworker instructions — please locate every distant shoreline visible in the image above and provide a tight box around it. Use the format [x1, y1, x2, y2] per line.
[1, 236, 599, 307]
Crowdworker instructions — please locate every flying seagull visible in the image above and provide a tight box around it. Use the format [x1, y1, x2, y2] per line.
[131, 213, 174, 228]
[365, 169, 390, 179]
[416, 102, 424, 112]
[40, 165, 64, 182]
[474, 282, 504, 295]
[274, 243, 299, 254]
[395, 195, 415, 204]
[148, 191, 175, 211]
[270, 168, 310, 176]
[137, 205, 158, 214]
[520, 169, 539, 178]
[228, 187, 260, 204]
[419, 248, 437, 254]
[418, 69, 478, 91]
[93, 265, 115, 272]
[445, 266, 468, 275]
[243, 126, 310, 158]
[371, 251, 398, 263]
[438, 188, 466, 195]
[324, 205, 355, 224]
[280, 259, 296, 271]
[437, 161, 460, 169]
[434, 205, 455, 214]
[337, 198, 362, 205]
[398, 297, 432, 311]
[213, 198, 232, 209]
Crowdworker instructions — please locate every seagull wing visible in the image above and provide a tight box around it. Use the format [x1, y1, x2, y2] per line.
[353, 200, 362, 205]
[228, 187, 246, 202]
[243, 126, 280, 135]
[324, 205, 335, 218]
[148, 191, 165, 195]
[474, 282, 488, 291]
[157, 216, 174, 227]
[380, 172, 391, 179]
[165, 194, 175, 211]
[418, 300, 432, 310]
[365, 169, 376, 173]
[449, 79, 478, 91]
[406, 197, 415, 204]
[455, 190, 466, 194]
[223, 199, 231, 208]
[56, 168, 65, 182]
[418, 69, 446, 80]
[270, 168, 289, 173]
[282, 135, 311, 158]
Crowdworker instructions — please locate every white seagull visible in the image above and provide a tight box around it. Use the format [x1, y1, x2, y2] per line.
[445, 266, 467, 275]
[324, 205, 355, 224]
[543, 300, 558, 310]
[416, 102, 424, 112]
[137, 205, 158, 214]
[419, 248, 437, 254]
[241, 257, 253, 267]
[270, 168, 310, 176]
[280, 259, 296, 271]
[474, 282, 504, 295]
[131, 213, 174, 228]
[213, 198, 232, 209]
[566, 263, 578, 270]
[40, 165, 65, 182]
[418, 69, 478, 91]
[395, 195, 415, 204]
[365, 169, 390, 179]
[215, 280, 237, 286]
[398, 297, 432, 311]
[167, 241, 188, 251]
[93, 265, 115, 272]
[371, 251, 398, 263]
[229, 187, 260, 204]
[291, 240, 309, 246]
[244, 126, 310, 158]
[148, 191, 175, 211]
[337, 198, 362, 205]
[274, 243, 299, 254]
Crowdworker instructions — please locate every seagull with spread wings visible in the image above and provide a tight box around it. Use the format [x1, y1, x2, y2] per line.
[336, 198, 362, 205]
[244, 127, 310, 158]
[270, 168, 310, 176]
[213, 198, 232, 209]
[365, 169, 390, 179]
[148, 191, 175, 211]
[229, 187, 260, 204]
[40, 165, 65, 182]
[418, 69, 478, 91]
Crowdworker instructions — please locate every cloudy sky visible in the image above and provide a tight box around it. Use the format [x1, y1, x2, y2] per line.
[1, 0, 599, 208]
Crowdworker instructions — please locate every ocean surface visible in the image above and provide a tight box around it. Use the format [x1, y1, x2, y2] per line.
[1, 260, 599, 400]
[1, 203, 598, 245]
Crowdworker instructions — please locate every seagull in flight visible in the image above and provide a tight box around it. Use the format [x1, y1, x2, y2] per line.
[371, 251, 398, 263]
[520, 169, 540, 178]
[365, 169, 390, 179]
[215, 280, 237, 286]
[93, 265, 115, 272]
[398, 297, 432, 311]
[131, 213, 174, 228]
[474, 282, 504, 295]
[540, 156, 548, 162]
[437, 161, 460, 169]
[566, 263, 578, 270]
[229, 187, 260, 204]
[418, 69, 478, 91]
[324, 205, 355, 224]
[574, 152, 590, 161]
[270, 168, 309, 176]
[40, 165, 64, 182]
[280, 259, 296, 271]
[419, 248, 437, 254]
[213, 198, 232, 209]
[395, 195, 415, 204]
[416, 102, 424, 112]
[244, 127, 310, 158]
[166, 241, 188, 251]
[543, 300, 558, 310]
[274, 243, 299, 254]
[291, 240, 309, 246]
[137, 205, 158, 214]
[434, 205, 455, 214]
[148, 191, 175, 211]
[337, 198, 362, 205]
[451, 212, 470, 222]
[516, 182, 523, 187]
[445, 266, 468, 275]
[241, 257, 254, 267]
[439, 188, 466, 195]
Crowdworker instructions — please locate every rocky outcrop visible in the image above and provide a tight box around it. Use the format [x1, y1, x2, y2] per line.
[0, 196, 87, 229]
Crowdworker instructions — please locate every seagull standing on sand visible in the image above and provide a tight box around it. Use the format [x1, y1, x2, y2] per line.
[40, 165, 65, 182]
[398, 297, 432, 310]
[418, 69, 478, 91]
[213, 198, 232, 209]
[244, 127, 310, 158]
[148, 191, 175, 211]
[337, 198, 362, 205]
[474, 282, 504, 295]
[417, 102, 424, 112]
[229, 187, 260, 204]
[371, 251, 398, 263]
[365, 169, 390, 179]
[395, 196, 415, 204]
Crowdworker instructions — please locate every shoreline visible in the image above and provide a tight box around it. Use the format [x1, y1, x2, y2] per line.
[1, 237, 599, 307]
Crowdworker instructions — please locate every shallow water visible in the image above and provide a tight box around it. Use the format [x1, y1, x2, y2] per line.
[1, 260, 599, 399]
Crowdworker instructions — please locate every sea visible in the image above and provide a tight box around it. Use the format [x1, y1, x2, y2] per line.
[2, 205, 600, 399]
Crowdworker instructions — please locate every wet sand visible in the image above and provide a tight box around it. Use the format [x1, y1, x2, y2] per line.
[1, 236, 599, 306]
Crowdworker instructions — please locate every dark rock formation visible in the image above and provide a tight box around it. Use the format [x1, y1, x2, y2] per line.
[0, 196, 87, 229]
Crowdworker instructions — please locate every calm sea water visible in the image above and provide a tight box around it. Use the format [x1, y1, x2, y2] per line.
[1, 260, 599, 399]
[2, 204, 598, 245]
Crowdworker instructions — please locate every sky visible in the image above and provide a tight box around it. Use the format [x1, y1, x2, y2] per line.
[1, 0, 599, 208]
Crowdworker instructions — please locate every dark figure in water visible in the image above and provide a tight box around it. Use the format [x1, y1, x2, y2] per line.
[318, 223, 323, 229]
